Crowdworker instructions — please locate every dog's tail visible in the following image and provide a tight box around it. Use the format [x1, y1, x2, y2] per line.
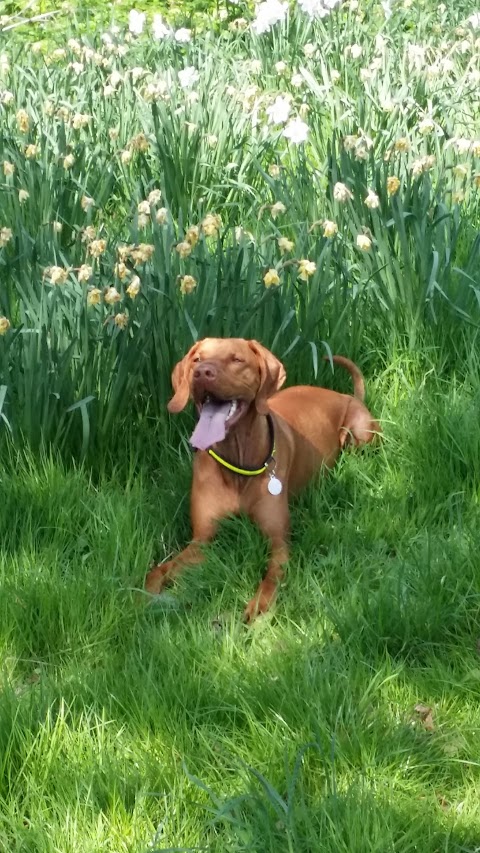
[323, 355, 365, 401]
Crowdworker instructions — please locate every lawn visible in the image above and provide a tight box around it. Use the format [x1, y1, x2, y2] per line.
[1, 0, 480, 849]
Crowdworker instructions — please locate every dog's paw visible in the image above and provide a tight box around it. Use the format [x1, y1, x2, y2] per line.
[144, 562, 173, 595]
[243, 582, 277, 623]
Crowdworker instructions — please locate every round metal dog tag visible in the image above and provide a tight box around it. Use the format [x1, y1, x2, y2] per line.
[268, 476, 283, 496]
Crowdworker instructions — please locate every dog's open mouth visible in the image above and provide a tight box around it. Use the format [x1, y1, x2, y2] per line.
[190, 394, 248, 450]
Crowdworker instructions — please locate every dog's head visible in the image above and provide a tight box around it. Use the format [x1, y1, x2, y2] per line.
[167, 338, 286, 449]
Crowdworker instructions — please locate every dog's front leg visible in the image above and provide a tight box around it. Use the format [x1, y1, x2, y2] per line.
[244, 495, 290, 622]
[145, 460, 238, 595]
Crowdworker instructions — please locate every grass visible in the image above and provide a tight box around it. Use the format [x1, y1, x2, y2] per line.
[1, 351, 480, 851]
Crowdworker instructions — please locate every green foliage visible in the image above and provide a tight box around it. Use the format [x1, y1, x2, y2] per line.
[1, 0, 480, 454]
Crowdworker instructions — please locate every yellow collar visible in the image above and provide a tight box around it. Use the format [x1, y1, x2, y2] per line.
[207, 414, 275, 477]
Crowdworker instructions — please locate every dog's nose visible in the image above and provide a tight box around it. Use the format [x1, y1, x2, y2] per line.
[193, 362, 217, 382]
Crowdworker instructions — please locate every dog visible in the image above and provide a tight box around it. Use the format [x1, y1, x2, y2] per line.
[145, 338, 380, 620]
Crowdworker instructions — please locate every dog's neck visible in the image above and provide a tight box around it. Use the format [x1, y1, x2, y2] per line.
[212, 405, 272, 473]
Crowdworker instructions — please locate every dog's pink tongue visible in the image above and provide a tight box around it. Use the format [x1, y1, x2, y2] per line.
[190, 400, 231, 450]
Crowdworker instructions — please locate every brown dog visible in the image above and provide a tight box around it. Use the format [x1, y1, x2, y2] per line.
[145, 338, 380, 620]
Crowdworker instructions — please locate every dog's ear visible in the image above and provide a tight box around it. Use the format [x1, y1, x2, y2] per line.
[248, 340, 286, 415]
[167, 343, 200, 413]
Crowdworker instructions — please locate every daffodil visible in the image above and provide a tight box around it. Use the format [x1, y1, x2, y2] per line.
[298, 259, 316, 281]
[356, 234, 372, 251]
[333, 182, 353, 202]
[104, 286, 121, 305]
[323, 220, 338, 238]
[0, 316, 11, 335]
[387, 176, 401, 196]
[263, 268, 280, 287]
[179, 275, 197, 294]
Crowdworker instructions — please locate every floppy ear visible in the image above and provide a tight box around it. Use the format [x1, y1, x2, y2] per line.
[248, 340, 286, 415]
[167, 343, 200, 414]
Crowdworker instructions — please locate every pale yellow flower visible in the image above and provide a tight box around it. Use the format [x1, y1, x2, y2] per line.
[104, 286, 121, 305]
[387, 176, 401, 196]
[81, 195, 94, 211]
[323, 220, 338, 238]
[394, 137, 410, 152]
[471, 141, 480, 157]
[56, 106, 70, 123]
[52, 221, 63, 233]
[343, 134, 358, 151]
[418, 117, 435, 135]
[69, 61, 84, 75]
[137, 213, 149, 229]
[72, 113, 91, 130]
[303, 42, 316, 58]
[0, 316, 11, 335]
[114, 312, 128, 328]
[411, 155, 436, 177]
[271, 201, 286, 218]
[356, 234, 372, 251]
[202, 213, 222, 237]
[148, 189, 162, 205]
[355, 146, 369, 161]
[18, 189, 30, 204]
[0, 90, 14, 105]
[25, 144, 39, 159]
[473, 174, 480, 188]
[121, 149, 133, 165]
[109, 127, 120, 141]
[44, 265, 69, 285]
[263, 268, 280, 288]
[0, 227, 13, 247]
[185, 225, 199, 247]
[176, 241, 192, 259]
[275, 61, 287, 75]
[89, 239, 107, 258]
[117, 245, 131, 263]
[453, 165, 468, 179]
[78, 264, 93, 283]
[130, 243, 154, 264]
[114, 262, 129, 280]
[129, 133, 149, 152]
[268, 164, 281, 178]
[82, 225, 97, 243]
[87, 287, 102, 305]
[16, 109, 30, 133]
[278, 237, 294, 253]
[126, 275, 141, 298]
[156, 207, 168, 224]
[44, 100, 55, 116]
[137, 200, 150, 216]
[333, 182, 353, 202]
[298, 259, 316, 281]
[452, 191, 465, 204]
[3, 161, 14, 177]
[364, 189, 380, 209]
[63, 154, 75, 170]
[179, 274, 197, 295]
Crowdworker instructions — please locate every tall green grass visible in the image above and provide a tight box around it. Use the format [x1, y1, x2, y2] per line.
[1, 0, 480, 453]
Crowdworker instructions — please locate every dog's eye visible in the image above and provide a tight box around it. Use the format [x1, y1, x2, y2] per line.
[193, 356, 201, 363]
[232, 355, 244, 363]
